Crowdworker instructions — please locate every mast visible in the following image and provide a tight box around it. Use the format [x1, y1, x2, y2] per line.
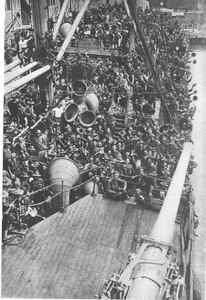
[123, 0, 176, 128]
[30, 0, 48, 37]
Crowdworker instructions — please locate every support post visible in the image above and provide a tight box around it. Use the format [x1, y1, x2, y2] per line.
[56, 0, 91, 61]
[91, 176, 96, 196]
[53, 0, 70, 41]
[61, 179, 64, 210]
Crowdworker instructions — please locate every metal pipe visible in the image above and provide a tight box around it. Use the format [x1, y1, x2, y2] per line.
[4, 59, 21, 73]
[4, 61, 38, 85]
[56, 0, 91, 61]
[4, 65, 51, 95]
[126, 142, 193, 300]
[150, 142, 193, 243]
[53, 0, 70, 41]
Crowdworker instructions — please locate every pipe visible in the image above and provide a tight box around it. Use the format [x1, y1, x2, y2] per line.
[4, 61, 38, 85]
[126, 142, 193, 300]
[4, 65, 51, 95]
[56, 0, 91, 61]
[53, 0, 70, 41]
[150, 142, 193, 243]
[4, 59, 21, 73]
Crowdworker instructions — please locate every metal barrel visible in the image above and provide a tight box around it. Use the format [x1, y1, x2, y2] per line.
[85, 93, 99, 113]
[79, 110, 96, 127]
[72, 80, 87, 104]
[47, 157, 80, 208]
[59, 23, 71, 38]
[64, 102, 79, 122]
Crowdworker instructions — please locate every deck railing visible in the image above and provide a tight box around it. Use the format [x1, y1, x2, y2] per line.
[56, 37, 127, 56]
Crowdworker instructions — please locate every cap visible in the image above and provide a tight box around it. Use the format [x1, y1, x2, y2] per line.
[3, 177, 12, 187]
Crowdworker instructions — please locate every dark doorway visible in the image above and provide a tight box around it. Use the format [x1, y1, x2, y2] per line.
[20, 0, 31, 25]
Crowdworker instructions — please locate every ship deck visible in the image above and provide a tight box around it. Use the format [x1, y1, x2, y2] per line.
[2, 194, 180, 299]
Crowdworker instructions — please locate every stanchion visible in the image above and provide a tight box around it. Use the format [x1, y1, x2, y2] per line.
[61, 179, 64, 212]
[91, 176, 97, 197]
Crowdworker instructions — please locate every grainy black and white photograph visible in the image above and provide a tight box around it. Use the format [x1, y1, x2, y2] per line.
[2, 0, 206, 299]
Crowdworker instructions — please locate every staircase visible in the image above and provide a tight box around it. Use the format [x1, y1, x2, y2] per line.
[113, 115, 125, 140]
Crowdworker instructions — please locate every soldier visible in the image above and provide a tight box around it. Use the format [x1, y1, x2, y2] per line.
[106, 172, 127, 200]
[30, 170, 44, 205]
[23, 100, 36, 126]
[33, 129, 48, 161]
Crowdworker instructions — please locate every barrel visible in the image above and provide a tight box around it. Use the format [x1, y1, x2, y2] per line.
[85, 93, 99, 113]
[47, 158, 80, 208]
[60, 23, 71, 38]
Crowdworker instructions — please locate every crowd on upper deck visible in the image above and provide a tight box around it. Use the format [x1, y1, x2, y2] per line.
[3, 3, 197, 239]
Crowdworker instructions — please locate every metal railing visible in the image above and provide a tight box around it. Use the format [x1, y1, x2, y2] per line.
[56, 37, 127, 56]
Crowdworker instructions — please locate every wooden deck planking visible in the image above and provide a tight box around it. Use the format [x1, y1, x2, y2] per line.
[116, 203, 139, 252]
[2, 233, 43, 296]
[71, 197, 99, 246]
[2, 195, 157, 299]
[15, 242, 52, 297]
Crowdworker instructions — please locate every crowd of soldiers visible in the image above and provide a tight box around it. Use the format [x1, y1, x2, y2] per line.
[46, 2, 131, 52]
[3, 5, 197, 240]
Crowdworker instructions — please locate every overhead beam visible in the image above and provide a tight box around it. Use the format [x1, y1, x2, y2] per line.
[4, 65, 51, 95]
[56, 0, 91, 61]
[4, 61, 38, 85]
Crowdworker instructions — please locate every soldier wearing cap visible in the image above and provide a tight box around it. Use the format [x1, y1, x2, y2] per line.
[21, 172, 31, 192]
[3, 138, 12, 169]
[33, 129, 48, 161]
[106, 172, 127, 200]
[30, 170, 44, 203]
[23, 100, 36, 126]
[2, 190, 10, 240]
